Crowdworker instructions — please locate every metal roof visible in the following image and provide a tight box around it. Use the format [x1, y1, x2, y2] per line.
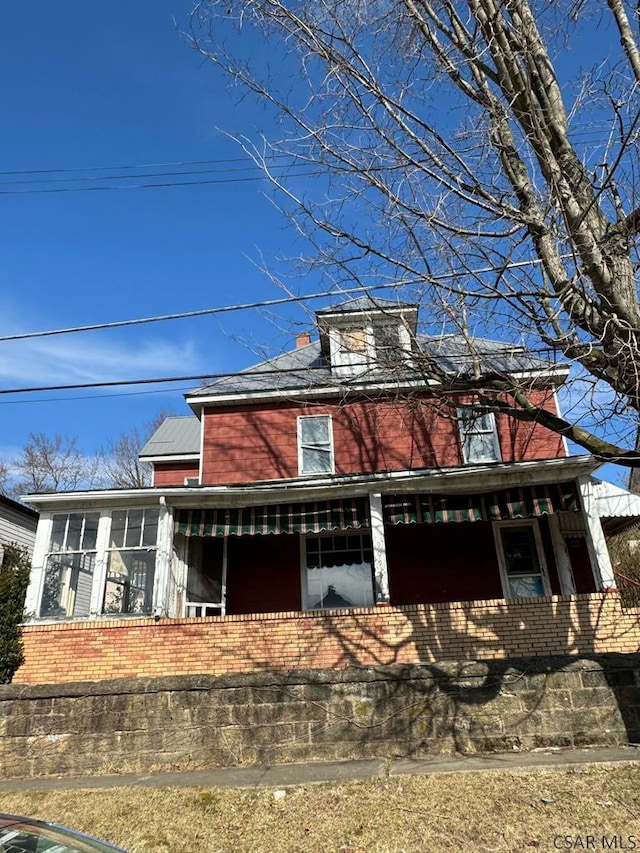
[139, 416, 200, 458]
[188, 335, 558, 401]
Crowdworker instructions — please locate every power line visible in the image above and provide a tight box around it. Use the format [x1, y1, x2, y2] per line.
[0, 154, 290, 178]
[0, 170, 322, 196]
[0, 257, 547, 343]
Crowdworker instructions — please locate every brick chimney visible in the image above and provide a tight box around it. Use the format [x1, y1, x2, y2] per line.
[296, 332, 312, 348]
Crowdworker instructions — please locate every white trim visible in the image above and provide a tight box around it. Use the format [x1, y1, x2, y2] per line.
[23, 514, 53, 616]
[457, 407, 502, 464]
[578, 476, 617, 589]
[301, 529, 375, 611]
[547, 513, 576, 595]
[493, 519, 551, 598]
[153, 501, 173, 616]
[140, 453, 200, 464]
[553, 388, 570, 457]
[185, 367, 569, 409]
[22, 456, 600, 510]
[198, 403, 205, 485]
[297, 414, 335, 476]
[89, 514, 111, 615]
[369, 491, 390, 604]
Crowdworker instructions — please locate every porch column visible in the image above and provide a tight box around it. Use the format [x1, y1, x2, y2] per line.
[578, 477, 617, 590]
[547, 514, 576, 595]
[89, 514, 112, 616]
[369, 492, 390, 604]
[152, 499, 174, 617]
[23, 513, 53, 617]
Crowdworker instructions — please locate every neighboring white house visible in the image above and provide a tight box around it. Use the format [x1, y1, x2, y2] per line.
[0, 494, 38, 563]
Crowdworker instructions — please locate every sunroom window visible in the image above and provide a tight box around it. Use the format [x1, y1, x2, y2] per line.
[40, 512, 100, 618]
[304, 532, 374, 610]
[103, 508, 159, 615]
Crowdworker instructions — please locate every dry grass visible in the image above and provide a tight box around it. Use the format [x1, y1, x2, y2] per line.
[1, 766, 640, 852]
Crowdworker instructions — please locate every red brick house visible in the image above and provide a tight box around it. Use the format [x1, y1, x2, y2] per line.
[17, 297, 633, 685]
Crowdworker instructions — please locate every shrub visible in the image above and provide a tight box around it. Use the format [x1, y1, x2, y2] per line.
[606, 523, 640, 608]
[0, 544, 31, 683]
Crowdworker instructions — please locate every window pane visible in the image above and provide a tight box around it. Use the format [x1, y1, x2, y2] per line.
[502, 527, 540, 576]
[125, 509, 144, 548]
[50, 515, 67, 552]
[142, 509, 159, 546]
[302, 447, 332, 473]
[110, 510, 126, 548]
[82, 513, 100, 551]
[465, 432, 497, 462]
[374, 324, 402, 367]
[339, 328, 367, 352]
[300, 416, 330, 444]
[305, 534, 374, 610]
[104, 550, 155, 614]
[66, 514, 83, 552]
[40, 552, 95, 618]
[508, 575, 545, 598]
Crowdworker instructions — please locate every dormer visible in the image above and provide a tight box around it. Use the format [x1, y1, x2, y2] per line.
[316, 297, 418, 378]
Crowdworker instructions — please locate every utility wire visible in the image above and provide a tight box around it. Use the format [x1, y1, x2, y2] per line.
[0, 154, 291, 178]
[0, 258, 547, 343]
[0, 170, 322, 196]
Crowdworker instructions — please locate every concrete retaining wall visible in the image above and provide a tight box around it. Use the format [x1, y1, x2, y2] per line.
[2, 655, 640, 779]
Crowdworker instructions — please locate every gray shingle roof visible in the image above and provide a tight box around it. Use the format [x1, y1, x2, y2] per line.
[139, 416, 200, 458]
[188, 335, 557, 400]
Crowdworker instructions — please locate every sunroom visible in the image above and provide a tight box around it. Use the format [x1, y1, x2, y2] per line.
[22, 455, 613, 623]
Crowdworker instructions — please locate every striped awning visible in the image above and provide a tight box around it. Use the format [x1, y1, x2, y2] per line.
[383, 482, 579, 525]
[174, 497, 369, 537]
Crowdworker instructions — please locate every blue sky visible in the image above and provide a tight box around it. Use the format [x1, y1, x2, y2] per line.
[0, 1, 319, 466]
[0, 3, 627, 486]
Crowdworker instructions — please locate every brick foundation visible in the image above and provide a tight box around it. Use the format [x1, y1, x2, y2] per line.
[14, 593, 640, 686]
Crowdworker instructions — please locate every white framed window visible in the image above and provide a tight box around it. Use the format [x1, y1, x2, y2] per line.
[458, 407, 501, 463]
[103, 508, 160, 615]
[298, 415, 334, 475]
[303, 532, 374, 610]
[494, 520, 551, 599]
[39, 512, 100, 618]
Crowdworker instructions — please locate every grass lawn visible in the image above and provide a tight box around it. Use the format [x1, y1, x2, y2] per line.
[1, 766, 640, 852]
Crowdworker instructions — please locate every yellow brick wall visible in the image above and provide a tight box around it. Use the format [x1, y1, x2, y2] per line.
[14, 592, 640, 685]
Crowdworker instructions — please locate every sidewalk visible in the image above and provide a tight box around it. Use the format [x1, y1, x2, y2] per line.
[1, 745, 639, 793]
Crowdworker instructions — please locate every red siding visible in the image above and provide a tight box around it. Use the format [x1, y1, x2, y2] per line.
[226, 533, 302, 614]
[153, 461, 199, 487]
[386, 522, 504, 605]
[201, 391, 565, 485]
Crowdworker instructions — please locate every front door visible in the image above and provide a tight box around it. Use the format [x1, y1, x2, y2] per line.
[186, 537, 226, 616]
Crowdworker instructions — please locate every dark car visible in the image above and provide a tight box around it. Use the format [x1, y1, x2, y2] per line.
[0, 814, 127, 853]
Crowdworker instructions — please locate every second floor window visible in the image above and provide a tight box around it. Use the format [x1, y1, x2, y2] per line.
[298, 415, 334, 475]
[458, 407, 501, 463]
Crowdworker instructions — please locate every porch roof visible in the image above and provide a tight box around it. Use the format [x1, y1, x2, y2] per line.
[22, 455, 599, 512]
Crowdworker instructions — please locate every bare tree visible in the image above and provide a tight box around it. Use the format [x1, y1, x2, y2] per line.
[0, 461, 11, 497]
[101, 408, 174, 489]
[14, 433, 100, 495]
[188, 0, 640, 467]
